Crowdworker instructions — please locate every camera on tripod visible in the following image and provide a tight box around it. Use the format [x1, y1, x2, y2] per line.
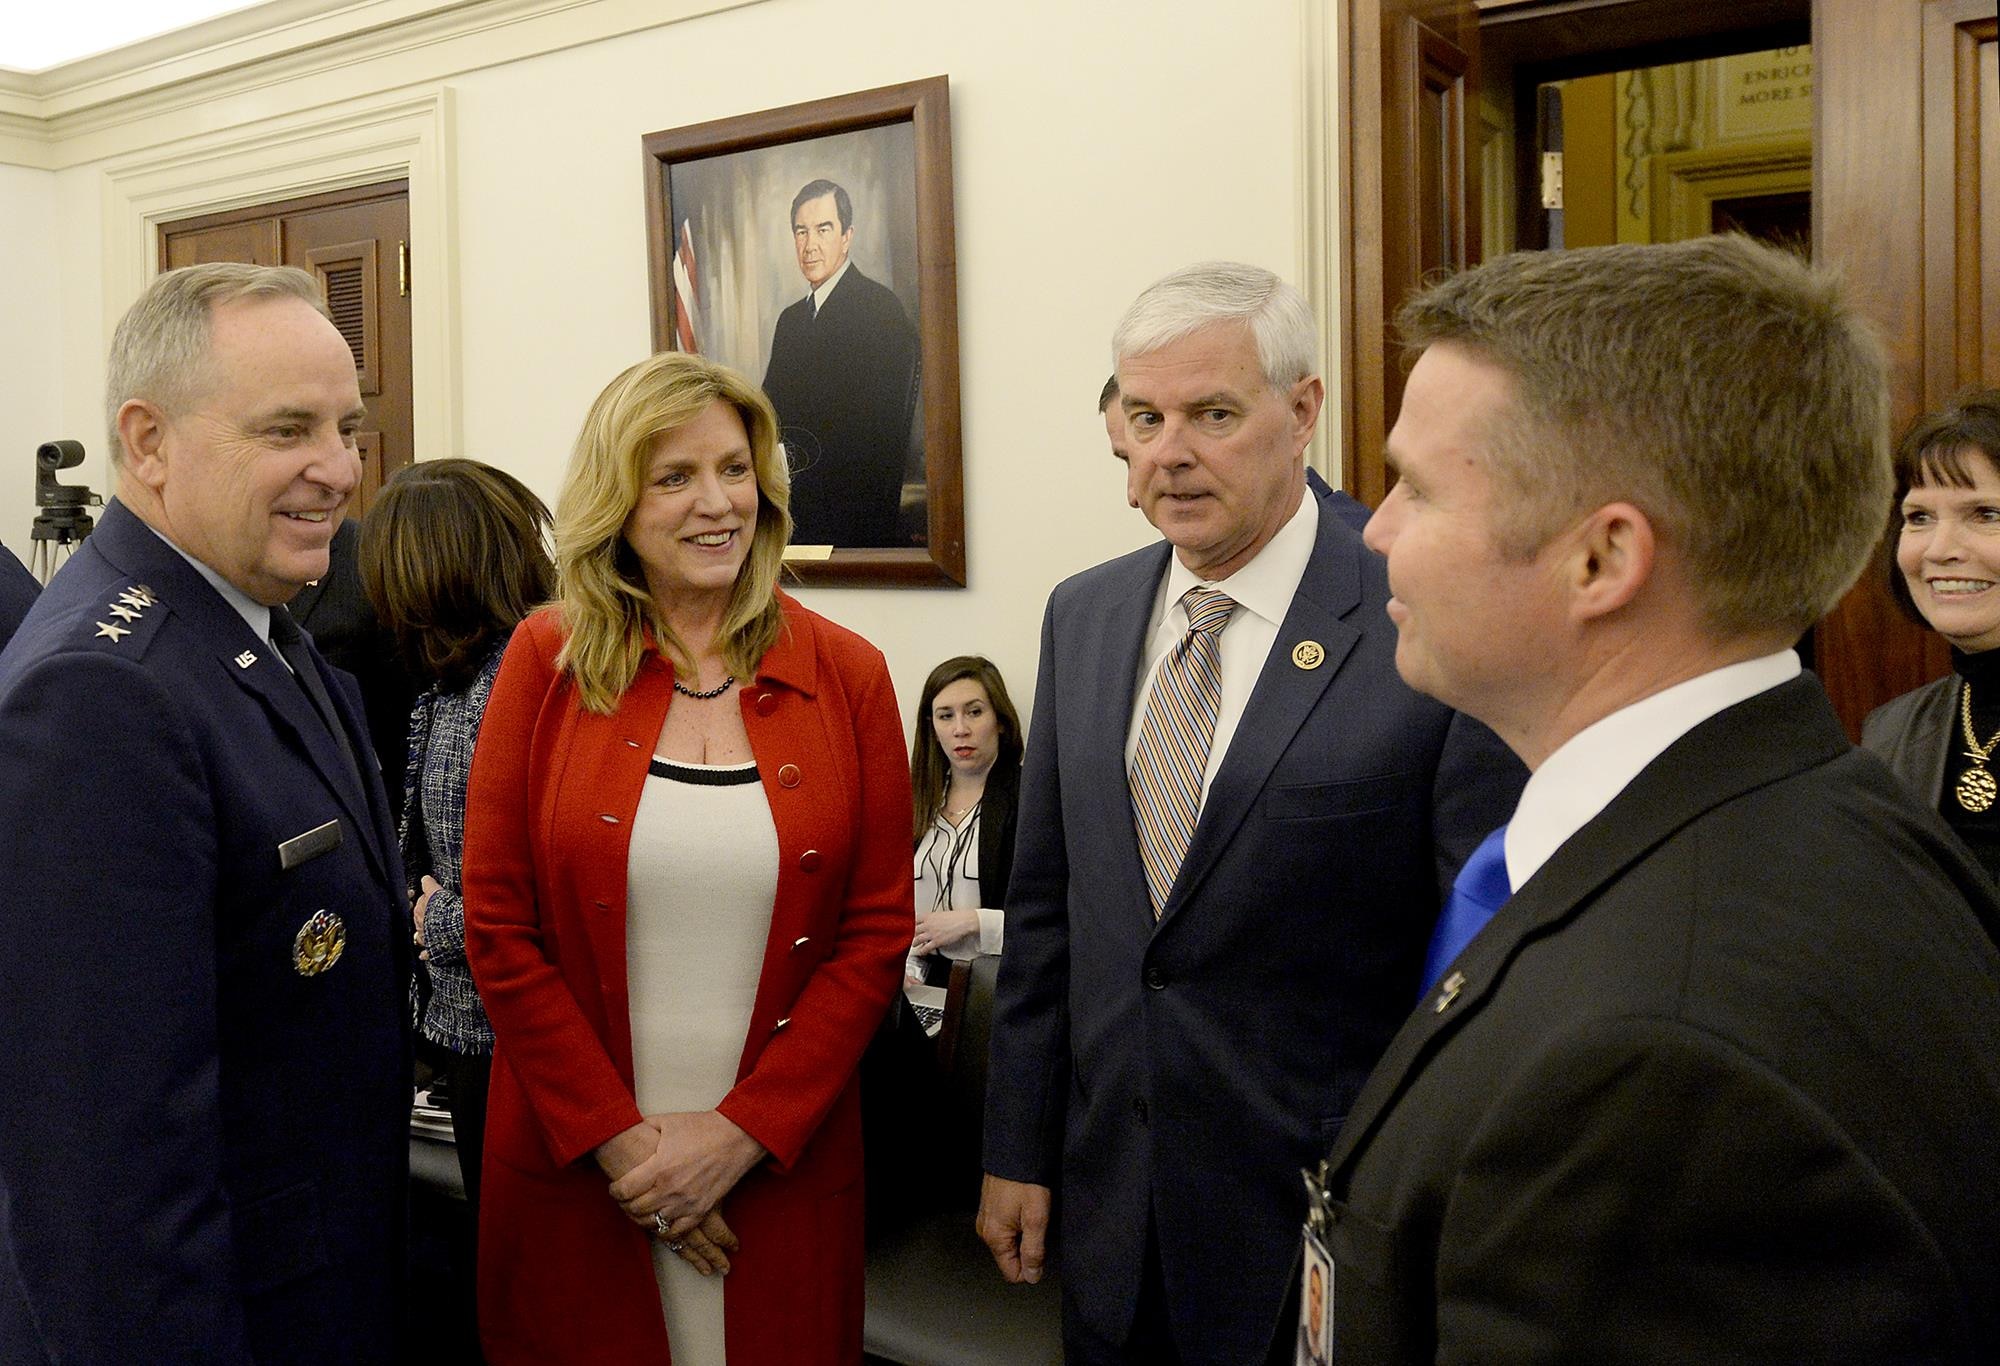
[30, 439, 102, 583]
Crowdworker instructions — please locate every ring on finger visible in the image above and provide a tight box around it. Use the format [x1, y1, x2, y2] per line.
[666, 1240, 686, 1253]
[653, 1210, 670, 1237]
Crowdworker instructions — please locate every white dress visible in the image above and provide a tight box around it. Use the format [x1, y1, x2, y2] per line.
[625, 757, 779, 1366]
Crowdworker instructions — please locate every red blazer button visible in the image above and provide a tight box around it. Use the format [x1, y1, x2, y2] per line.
[778, 763, 801, 788]
[755, 692, 780, 717]
[799, 849, 822, 873]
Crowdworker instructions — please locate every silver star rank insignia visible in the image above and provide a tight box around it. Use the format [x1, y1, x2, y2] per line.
[117, 589, 153, 611]
[106, 602, 141, 623]
[94, 620, 131, 642]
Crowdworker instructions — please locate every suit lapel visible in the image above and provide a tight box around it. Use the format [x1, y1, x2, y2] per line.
[1323, 675, 1848, 1181]
[90, 503, 393, 886]
[1160, 507, 1364, 924]
[1078, 545, 1171, 922]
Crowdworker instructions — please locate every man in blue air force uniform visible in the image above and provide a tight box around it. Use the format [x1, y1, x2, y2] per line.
[0, 263, 409, 1366]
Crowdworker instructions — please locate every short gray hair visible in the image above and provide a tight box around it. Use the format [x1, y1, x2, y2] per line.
[1398, 235, 1891, 639]
[105, 263, 329, 463]
[1112, 261, 1318, 390]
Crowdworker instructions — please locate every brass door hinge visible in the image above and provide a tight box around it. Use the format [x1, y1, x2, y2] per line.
[398, 239, 409, 298]
[1540, 152, 1564, 210]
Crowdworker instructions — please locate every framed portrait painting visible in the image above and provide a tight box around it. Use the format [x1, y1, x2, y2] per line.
[643, 76, 965, 586]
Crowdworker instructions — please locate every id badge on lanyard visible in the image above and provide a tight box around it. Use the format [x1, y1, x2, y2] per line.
[1296, 1160, 1336, 1365]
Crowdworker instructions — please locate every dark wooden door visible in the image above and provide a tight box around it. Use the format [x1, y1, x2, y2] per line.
[1343, 0, 1481, 507]
[1814, 0, 1998, 735]
[161, 181, 413, 517]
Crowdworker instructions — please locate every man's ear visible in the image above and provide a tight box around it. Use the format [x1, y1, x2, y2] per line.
[116, 399, 171, 490]
[1566, 501, 1654, 622]
[1290, 376, 1324, 451]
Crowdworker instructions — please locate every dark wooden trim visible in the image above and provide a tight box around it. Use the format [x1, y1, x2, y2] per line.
[641, 77, 966, 588]
[155, 178, 411, 256]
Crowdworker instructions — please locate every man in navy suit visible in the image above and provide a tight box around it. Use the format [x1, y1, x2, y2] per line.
[978, 263, 1523, 1363]
[0, 544, 36, 651]
[1318, 236, 2000, 1360]
[0, 263, 408, 1365]
[762, 178, 920, 548]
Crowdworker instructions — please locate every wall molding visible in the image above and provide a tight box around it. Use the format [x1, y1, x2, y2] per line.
[0, 0, 762, 170]
[100, 87, 462, 464]
[1298, 0, 1344, 482]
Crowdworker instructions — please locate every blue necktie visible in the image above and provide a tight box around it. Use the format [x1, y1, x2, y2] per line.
[1419, 824, 1511, 997]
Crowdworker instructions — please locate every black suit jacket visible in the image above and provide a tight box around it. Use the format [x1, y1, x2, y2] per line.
[762, 265, 921, 548]
[985, 503, 1525, 1361]
[1314, 676, 2000, 1364]
[0, 544, 37, 654]
[0, 500, 410, 1366]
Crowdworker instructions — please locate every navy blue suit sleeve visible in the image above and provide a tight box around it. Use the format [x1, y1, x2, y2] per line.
[0, 650, 254, 1363]
[0, 546, 37, 652]
[982, 597, 1072, 1185]
[1429, 709, 1527, 900]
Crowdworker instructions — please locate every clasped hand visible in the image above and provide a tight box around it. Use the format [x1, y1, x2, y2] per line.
[596, 1111, 766, 1275]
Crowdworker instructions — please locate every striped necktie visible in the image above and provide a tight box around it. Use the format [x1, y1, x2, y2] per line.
[1130, 586, 1236, 918]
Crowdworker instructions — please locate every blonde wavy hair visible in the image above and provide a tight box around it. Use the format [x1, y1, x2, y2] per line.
[554, 352, 793, 713]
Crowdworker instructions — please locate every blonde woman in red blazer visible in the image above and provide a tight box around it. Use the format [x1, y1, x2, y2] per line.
[462, 353, 912, 1365]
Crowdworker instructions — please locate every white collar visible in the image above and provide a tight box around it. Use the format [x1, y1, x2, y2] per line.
[1505, 649, 1802, 891]
[1159, 483, 1318, 629]
[811, 257, 854, 312]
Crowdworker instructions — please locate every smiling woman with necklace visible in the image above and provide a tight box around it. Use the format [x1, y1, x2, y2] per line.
[460, 352, 911, 1366]
[1864, 389, 2000, 885]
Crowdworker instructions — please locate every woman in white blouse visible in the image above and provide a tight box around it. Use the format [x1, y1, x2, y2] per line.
[906, 656, 1024, 985]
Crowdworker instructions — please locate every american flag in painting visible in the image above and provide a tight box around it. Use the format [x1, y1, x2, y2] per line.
[671, 218, 702, 353]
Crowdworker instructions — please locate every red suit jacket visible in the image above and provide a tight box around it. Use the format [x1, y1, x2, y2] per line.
[463, 595, 912, 1364]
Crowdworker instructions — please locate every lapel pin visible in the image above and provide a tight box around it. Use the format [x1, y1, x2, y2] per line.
[1292, 640, 1325, 670]
[293, 909, 347, 976]
[235, 651, 258, 669]
[93, 621, 131, 642]
[1434, 970, 1465, 1013]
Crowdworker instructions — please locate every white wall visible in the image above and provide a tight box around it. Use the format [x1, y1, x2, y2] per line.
[8, 0, 1314, 723]
[0, 163, 67, 570]
[447, 0, 1305, 719]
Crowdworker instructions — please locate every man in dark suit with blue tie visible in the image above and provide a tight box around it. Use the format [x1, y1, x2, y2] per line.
[0, 263, 408, 1366]
[0, 544, 36, 652]
[1314, 236, 2000, 1360]
[978, 262, 1524, 1363]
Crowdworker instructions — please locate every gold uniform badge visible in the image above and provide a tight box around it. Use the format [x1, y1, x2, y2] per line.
[293, 910, 347, 975]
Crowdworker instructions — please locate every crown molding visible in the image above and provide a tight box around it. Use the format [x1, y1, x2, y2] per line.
[0, 0, 761, 170]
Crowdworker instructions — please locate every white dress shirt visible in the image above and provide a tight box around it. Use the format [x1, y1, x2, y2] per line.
[1124, 490, 1320, 807]
[145, 520, 273, 646]
[1505, 649, 1803, 891]
[810, 257, 853, 314]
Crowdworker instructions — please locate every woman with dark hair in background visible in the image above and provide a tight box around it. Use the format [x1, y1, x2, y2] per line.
[359, 457, 555, 1216]
[462, 352, 909, 1366]
[905, 655, 1023, 985]
[1864, 389, 2000, 886]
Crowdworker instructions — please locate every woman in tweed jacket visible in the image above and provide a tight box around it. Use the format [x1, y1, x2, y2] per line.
[360, 458, 555, 1213]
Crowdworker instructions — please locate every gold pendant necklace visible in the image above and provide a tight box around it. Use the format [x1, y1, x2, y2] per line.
[1955, 680, 2000, 813]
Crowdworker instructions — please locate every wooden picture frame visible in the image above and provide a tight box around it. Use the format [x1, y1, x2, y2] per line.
[643, 76, 965, 587]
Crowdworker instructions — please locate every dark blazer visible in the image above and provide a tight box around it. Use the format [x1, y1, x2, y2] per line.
[1313, 676, 2000, 1364]
[0, 543, 37, 653]
[290, 515, 418, 820]
[762, 264, 921, 549]
[984, 503, 1525, 1362]
[975, 754, 1020, 910]
[1306, 464, 1373, 532]
[1862, 672, 1953, 802]
[0, 499, 410, 1366]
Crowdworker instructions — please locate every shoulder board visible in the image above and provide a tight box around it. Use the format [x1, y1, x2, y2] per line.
[73, 579, 171, 656]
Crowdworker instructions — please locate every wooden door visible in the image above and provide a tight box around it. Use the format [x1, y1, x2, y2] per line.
[1814, 0, 1999, 734]
[1343, 0, 1481, 507]
[161, 182, 414, 516]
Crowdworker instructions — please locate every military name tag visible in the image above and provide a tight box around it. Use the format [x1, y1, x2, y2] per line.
[293, 910, 346, 976]
[278, 819, 342, 871]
